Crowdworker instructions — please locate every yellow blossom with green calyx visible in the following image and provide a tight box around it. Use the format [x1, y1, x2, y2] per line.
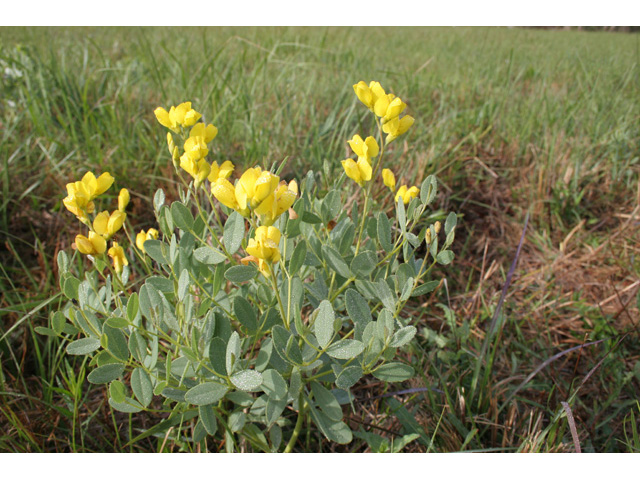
[136, 228, 159, 253]
[93, 210, 126, 238]
[154, 102, 202, 133]
[108, 242, 128, 274]
[258, 180, 298, 226]
[235, 167, 280, 211]
[382, 169, 396, 192]
[395, 185, 420, 205]
[353, 81, 387, 111]
[246, 226, 281, 276]
[118, 188, 129, 212]
[75, 231, 107, 255]
[347, 135, 379, 162]
[180, 154, 211, 183]
[190, 122, 218, 143]
[342, 157, 372, 187]
[208, 160, 234, 183]
[382, 115, 414, 143]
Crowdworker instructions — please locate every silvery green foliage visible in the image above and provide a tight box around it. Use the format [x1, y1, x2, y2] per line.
[51, 174, 456, 451]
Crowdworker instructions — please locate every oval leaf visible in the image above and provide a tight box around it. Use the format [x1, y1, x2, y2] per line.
[185, 382, 228, 406]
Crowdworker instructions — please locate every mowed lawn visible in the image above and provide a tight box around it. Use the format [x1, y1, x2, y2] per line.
[0, 26, 639, 452]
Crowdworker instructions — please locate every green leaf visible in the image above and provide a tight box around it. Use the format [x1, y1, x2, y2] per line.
[199, 405, 218, 436]
[372, 363, 414, 382]
[444, 212, 457, 235]
[224, 211, 245, 255]
[420, 175, 438, 205]
[153, 188, 165, 212]
[326, 339, 364, 360]
[185, 382, 229, 406]
[177, 269, 190, 301]
[345, 289, 372, 340]
[233, 296, 257, 332]
[309, 407, 352, 445]
[322, 244, 350, 278]
[411, 280, 440, 297]
[143, 240, 169, 265]
[105, 316, 128, 329]
[310, 382, 342, 421]
[66, 337, 101, 355]
[225, 265, 257, 284]
[131, 367, 153, 407]
[228, 411, 247, 433]
[261, 369, 288, 401]
[109, 380, 126, 404]
[231, 370, 263, 392]
[266, 397, 287, 427]
[400, 277, 415, 302]
[57, 250, 69, 274]
[350, 251, 377, 278]
[51, 311, 66, 334]
[301, 211, 322, 224]
[194, 246, 227, 265]
[288, 240, 307, 277]
[126, 293, 139, 322]
[128, 331, 147, 364]
[335, 365, 363, 390]
[62, 275, 80, 301]
[170, 201, 194, 231]
[377, 212, 392, 252]
[226, 331, 241, 375]
[314, 300, 335, 349]
[87, 364, 125, 384]
[102, 325, 129, 362]
[390, 326, 417, 348]
[161, 386, 186, 403]
[436, 250, 454, 265]
[396, 197, 406, 232]
[376, 279, 396, 311]
[109, 397, 143, 413]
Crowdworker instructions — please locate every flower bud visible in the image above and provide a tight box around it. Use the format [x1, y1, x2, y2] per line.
[118, 188, 130, 212]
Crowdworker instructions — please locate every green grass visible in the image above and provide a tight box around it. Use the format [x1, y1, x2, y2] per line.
[1, 26, 639, 452]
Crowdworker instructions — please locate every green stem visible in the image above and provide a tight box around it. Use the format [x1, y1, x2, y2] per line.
[283, 392, 307, 453]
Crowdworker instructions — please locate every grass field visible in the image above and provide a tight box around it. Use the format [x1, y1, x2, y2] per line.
[1, 26, 639, 452]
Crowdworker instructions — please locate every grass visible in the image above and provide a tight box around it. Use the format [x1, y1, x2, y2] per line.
[0, 26, 639, 452]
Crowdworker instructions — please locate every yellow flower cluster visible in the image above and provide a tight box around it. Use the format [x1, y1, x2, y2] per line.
[212, 167, 297, 226]
[155, 102, 230, 189]
[353, 81, 414, 143]
[63, 172, 131, 273]
[382, 169, 419, 205]
[342, 135, 378, 186]
[243, 226, 282, 277]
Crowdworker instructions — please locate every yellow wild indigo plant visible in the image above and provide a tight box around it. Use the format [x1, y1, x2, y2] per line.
[48, 83, 456, 452]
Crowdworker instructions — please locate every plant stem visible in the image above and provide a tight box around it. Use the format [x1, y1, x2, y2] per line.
[283, 392, 306, 453]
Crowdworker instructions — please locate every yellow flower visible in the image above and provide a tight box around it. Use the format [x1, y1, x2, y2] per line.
[190, 122, 218, 143]
[208, 160, 234, 183]
[182, 135, 209, 162]
[258, 180, 298, 226]
[118, 188, 129, 212]
[353, 81, 387, 111]
[212, 178, 243, 212]
[347, 135, 379, 162]
[246, 226, 281, 276]
[180, 154, 211, 188]
[374, 95, 406, 123]
[136, 228, 159, 253]
[382, 115, 414, 143]
[395, 185, 420, 205]
[108, 242, 128, 274]
[75, 231, 107, 255]
[93, 210, 126, 238]
[235, 167, 280, 211]
[154, 102, 202, 133]
[63, 172, 114, 219]
[382, 169, 396, 192]
[341, 157, 372, 187]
